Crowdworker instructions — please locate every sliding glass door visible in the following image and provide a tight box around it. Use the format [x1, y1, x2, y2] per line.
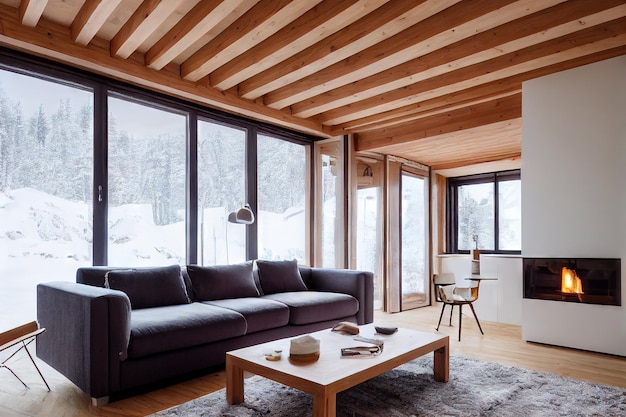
[401, 172, 429, 309]
[317, 140, 345, 268]
[355, 159, 384, 310]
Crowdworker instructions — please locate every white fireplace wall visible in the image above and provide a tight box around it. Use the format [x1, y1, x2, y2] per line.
[521, 55, 626, 356]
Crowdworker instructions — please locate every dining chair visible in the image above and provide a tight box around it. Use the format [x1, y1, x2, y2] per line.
[433, 273, 484, 341]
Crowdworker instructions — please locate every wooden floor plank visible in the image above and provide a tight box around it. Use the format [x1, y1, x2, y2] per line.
[1, 306, 624, 416]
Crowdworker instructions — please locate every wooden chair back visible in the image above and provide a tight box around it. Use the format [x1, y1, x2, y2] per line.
[0, 321, 40, 349]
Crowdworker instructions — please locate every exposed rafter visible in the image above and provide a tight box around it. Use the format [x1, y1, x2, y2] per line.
[111, 0, 180, 59]
[19, 0, 47, 27]
[181, 0, 321, 82]
[0, 0, 624, 168]
[70, 0, 122, 46]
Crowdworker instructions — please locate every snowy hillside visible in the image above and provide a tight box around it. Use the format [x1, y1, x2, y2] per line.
[0, 188, 305, 329]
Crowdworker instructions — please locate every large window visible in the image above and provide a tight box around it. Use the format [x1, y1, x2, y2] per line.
[0, 49, 313, 329]
[0, 68, 93, 329]
[447, 170, 521, 253]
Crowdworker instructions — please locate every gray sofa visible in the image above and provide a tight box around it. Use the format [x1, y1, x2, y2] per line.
[36, 260, 373, 405]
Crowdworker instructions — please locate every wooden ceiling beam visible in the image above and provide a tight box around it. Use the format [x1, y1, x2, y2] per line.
[264, 0, 561, 110]
[145, 0, 256, 71]
[0, 3, 326, 137]
[373, 118, 522, 168]
[330, 85, 522, 135]
[19, 0, 47, 27]
[210, 0, 385, 91]
[237, 0, 449, 99]
[2, 0, 624, 169]
[110, 0, 180, 59]
[70, 0, 122, 46]
[396, 134, 521, 170]
[181, 0, 320, 82]
[294, 0, 626, 119]
[355, 94, 522, 151]
[319, 18, 626, 125]
[429, 152, 522, 171]
[330, 44, 626, 135]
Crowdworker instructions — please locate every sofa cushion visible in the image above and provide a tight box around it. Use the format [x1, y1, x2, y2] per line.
[187, 262, 259, 301]
[203, 298, 289, 333]
[127, 303, 246, 358]
[104, 265, 189, 309]
[262, 291, 359, 325]
[256, 259, 307, 295]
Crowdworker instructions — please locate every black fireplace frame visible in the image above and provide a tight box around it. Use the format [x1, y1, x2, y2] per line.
[523, 257, 621, 306]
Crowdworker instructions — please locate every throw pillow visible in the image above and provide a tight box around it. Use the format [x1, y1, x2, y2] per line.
[186, 261, 259, 301]
[256, 259, 307, 295]
[104, 265, 190, 309]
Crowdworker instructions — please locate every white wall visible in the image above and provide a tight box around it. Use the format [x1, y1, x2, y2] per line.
[521, 55, 626, 356]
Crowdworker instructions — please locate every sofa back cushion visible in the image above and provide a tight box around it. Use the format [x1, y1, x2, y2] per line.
[256, 259, 307, 295]
[104, 265, 190, 309]
[186, 261, 259, 301]
[76, 266, 119, 287]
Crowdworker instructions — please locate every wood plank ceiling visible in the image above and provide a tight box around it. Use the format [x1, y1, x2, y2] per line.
[1, 0, 624, 170]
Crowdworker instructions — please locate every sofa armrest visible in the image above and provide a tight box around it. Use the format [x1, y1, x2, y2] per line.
[306, 268, 374, 325]
[36, 282, 131, 399]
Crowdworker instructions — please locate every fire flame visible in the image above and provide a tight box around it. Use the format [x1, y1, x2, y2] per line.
[561, 267, 583, 294]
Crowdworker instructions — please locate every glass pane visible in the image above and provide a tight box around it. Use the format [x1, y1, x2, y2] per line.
[357, 187, 382, 309]
[257, 135, 307, 262]
[321, 154, 337, 267]
[401, 174, 428, 305]
[319, 140, 343, 268]
[198, 120, 246, 264]
[107, 97, 186, 266]
[498, 179, 521, 250]
[458, 183, 494, 251]
[0, 70, 93, 329]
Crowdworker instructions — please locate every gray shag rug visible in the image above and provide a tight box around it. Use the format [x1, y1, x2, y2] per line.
[151, 356, 626, 417]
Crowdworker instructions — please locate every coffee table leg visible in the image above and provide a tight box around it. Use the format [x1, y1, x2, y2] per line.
[433, 338, 450, 382]
[226, 356, 244, 404]
[313, 391, 336, 417]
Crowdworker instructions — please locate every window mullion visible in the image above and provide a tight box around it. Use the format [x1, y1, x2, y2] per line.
[93, 84, 107, 265]
[494, 177, 499, 252]
[187, 110, 198, 265]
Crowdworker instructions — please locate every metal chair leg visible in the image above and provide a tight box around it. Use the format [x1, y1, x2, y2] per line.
[468, 303, 485, 335]
[436, 303, 446, 331]
[448, 304, 454, 326]
[0, 335, 51, 391]
[1, 363, 28, 388]
[458, 305, 463, 341]
[23, 340, 51, 391]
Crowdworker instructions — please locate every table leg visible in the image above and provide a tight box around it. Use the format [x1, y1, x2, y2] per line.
[226, 357, 244, 404]
[313, 391, 336, 417]
[433, 338, 450, 382]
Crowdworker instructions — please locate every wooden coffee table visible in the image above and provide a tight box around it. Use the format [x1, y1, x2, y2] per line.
[226, 324, 449, 417]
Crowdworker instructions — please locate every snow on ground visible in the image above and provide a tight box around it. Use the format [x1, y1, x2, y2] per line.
[0, 188, 305, 330]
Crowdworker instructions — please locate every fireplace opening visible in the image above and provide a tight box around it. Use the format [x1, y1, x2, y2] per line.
[523, 258, 621, 306]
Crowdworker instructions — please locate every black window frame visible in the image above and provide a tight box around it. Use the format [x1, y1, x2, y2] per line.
[0, 46, 318, 266]
[446, 169, 521, 255]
